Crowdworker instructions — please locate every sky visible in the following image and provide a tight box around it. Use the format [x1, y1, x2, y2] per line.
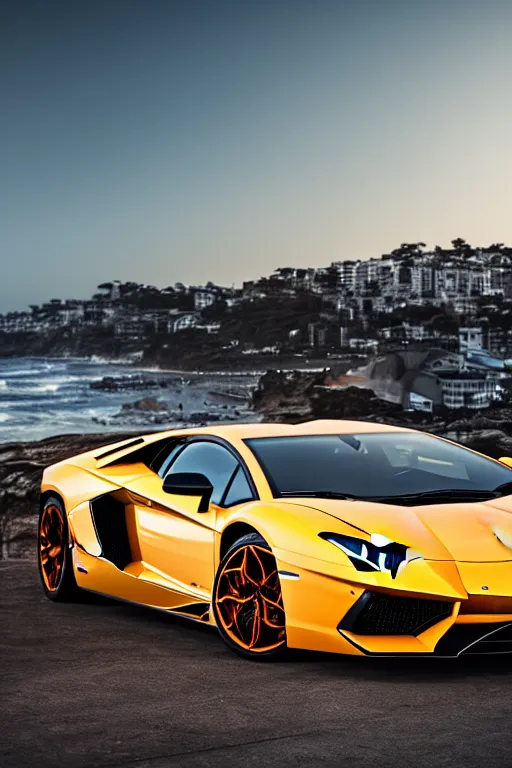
[1, 0, 512, 312]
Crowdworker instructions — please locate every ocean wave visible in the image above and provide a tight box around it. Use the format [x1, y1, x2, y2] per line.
[0, 379, 71, 393]
[0, 412, 10, 422]
[40, 375, 86, 385]
[16, 383, 61, 394]
[0, 369, 46, 378]
[89, 355, 138, 365]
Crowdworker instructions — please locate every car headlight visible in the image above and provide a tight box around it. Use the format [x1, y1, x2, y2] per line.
[319, 532, 420, 578]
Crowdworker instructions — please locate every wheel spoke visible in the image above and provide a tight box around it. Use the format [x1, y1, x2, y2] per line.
[239, 547, 260, 588]
[48, 545, 62, 558]
[262, 568, 278, 586]
[248, 599, 261, 648]
[259, 592, 284, 612]
[261, 596, 286, 629]
[217, 593, 254, 606]
[246, 546, 265, 583]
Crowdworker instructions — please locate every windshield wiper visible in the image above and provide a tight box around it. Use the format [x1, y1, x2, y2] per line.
[278, 491, 358, 500]
[492, 481, 512, 497]
[368, 488, 499, 505]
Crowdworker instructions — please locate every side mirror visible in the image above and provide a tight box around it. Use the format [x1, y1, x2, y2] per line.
[162, 472, 213, 512]
[499, 457, 512, 468]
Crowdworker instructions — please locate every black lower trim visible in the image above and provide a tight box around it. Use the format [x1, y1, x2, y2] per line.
[169, 601, 210, 621]
[79, 587, 216, 628]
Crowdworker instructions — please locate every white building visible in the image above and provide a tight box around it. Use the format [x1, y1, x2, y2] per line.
[172, 313, 199, 332]
[333, 261, 357, 292]
[459, 327, 483, 352]
[440, 375, 502, 409]
[193, 290, 216, 311]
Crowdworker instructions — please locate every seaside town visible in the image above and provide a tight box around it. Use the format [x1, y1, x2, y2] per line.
[3, 239, 512, 414]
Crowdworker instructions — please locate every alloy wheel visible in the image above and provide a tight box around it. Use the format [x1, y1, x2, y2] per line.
[215, 544, 286, 653]
[39, 504, 66, 592]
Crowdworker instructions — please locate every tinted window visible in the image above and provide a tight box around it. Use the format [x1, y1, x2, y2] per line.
[166, 441, 238, 505]
[245, 433, 512, 499]
[223, 466, 254, 507]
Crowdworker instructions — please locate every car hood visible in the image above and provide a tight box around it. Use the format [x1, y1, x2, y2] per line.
[286, 496, 512, 562]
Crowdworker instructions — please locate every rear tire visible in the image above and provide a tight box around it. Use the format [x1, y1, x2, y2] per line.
[38, 496, 81, 602]
[212, 532, 287, 660]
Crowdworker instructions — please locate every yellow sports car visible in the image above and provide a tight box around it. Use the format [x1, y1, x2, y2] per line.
[38, 420, 512, 659]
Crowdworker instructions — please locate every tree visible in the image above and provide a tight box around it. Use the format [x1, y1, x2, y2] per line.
[451, 238, 472, 258]
[430, 313, 459, 336]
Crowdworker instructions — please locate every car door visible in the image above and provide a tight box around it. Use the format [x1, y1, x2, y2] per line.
[126, 440, 241, 598]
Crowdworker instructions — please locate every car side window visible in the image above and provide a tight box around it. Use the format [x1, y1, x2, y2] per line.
[165, 441, 239, 505]
[222, 466, 254, 507]
[158, 442, 186, 478]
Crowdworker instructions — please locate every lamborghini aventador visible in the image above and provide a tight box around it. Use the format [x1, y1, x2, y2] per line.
[38, 421, 512, 658]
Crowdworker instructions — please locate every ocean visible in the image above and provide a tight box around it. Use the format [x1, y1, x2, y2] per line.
[0, 357, 260, 443]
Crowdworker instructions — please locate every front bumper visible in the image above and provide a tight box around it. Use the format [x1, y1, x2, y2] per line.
[275, 551, 512, 656]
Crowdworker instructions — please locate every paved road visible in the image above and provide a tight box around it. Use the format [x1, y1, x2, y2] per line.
[1, 561, 512, 768]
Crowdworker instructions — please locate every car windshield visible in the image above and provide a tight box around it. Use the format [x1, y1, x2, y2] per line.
[244, 433, 512, 501]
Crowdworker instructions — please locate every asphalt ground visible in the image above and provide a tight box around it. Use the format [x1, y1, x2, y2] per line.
[1, 561, 512, 768]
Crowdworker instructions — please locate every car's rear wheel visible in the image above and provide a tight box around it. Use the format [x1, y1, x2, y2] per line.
[213, 532, 287, 659]
[38, 496, 80, 602]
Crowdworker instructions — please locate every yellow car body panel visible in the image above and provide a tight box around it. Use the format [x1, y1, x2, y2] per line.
[40, 420, 512, 657]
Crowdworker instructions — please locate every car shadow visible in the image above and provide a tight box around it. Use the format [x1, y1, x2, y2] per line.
[81, 589, 215, 636]
[286, 648, 512, 680]
[79, 592, 512, 678]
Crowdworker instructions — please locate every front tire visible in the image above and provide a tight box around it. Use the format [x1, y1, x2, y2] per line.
[212, 532, 287, 660]
[38, 496, 80, 602]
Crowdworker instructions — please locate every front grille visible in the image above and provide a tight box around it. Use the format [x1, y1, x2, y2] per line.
[339, 591, 453, 636]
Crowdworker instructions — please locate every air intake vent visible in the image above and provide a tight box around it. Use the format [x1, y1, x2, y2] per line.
[339, 591, 453, 636]
[462, 623, 512, 655]
[95, 438, 144, 461]
[433, 621, 512, 656]
[90, 495, 132, 570]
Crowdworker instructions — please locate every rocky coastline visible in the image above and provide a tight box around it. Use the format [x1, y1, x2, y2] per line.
[89, 373, 253, 428]
[0, 432, 135, 560]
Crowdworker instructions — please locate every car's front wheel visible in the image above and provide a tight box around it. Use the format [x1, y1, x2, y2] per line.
[212, 532, 287, 659]
[38, 496, 80, 602]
